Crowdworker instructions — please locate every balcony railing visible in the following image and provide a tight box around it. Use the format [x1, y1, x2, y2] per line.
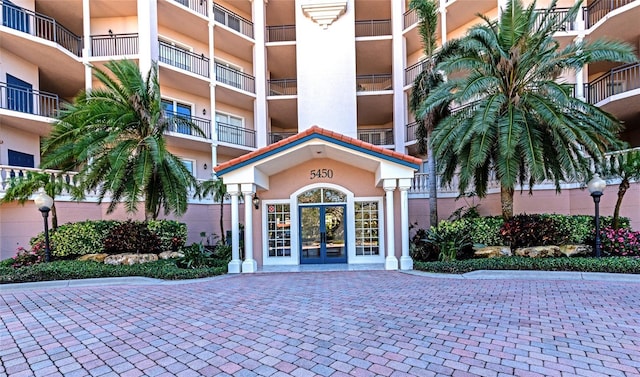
[584, 0, 636, 28]
[405, 60, 430, 86]
[0, 166, 79, 193]
[215, 64, 255, 93]
[403, 8, 417, 29]
[268, 79, 297, 96]
[213, 3, 253, 38]
[584, 62, 640, 104]
[358, 129, 394, 146]
[533, 7, 576, 31]
[405, 121, 418, 143]
[0, 82, 59, 118]
[172, 0, 208, 16]
[269, 132, 296, 144]
[356, 74, 393, 92]
[90, 33, 138, 57]
[355, 19, 391, 37]
[159, 41, 210, 78]
[0, 0, 82, 56]
[165, 111, 211, 139]
[266, 25, 295, 42]
[216, 122, 256, 148]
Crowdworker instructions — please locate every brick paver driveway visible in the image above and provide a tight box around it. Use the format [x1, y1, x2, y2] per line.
[2, 271, 640, 377]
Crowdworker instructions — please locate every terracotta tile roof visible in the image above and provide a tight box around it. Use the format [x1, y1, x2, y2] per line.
[214, 125, 422, 174]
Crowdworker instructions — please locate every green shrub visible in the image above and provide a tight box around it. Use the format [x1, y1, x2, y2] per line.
[500, 214, 572, 248]
[49, 220, 116, 258]
[147, 220, 187, 251]
[103, 220, 162, 254]
[468, 216, 504, 246]
[601, 226, 640, 257]
[11, 240, 47, 268]
[422, 220, 473, 262]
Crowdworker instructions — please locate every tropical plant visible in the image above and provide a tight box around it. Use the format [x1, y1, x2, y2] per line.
[196, 177, 227, 243]
[600, 226, 640, 257]
[0, 171, 78, 229]
[408, 0, 448, 226]
[41, 59, 202, 220]
[419, 0, 637, 219]
[599, 147, 640, 229]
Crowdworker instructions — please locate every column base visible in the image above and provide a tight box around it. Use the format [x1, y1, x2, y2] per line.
[228, 259, 242, 274]
[242, 259, 258, 273]
[385, 256, 398, 270]
[400, 256, 414, 271]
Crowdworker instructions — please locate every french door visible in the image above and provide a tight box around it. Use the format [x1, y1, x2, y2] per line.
[299, 204, 347, 264]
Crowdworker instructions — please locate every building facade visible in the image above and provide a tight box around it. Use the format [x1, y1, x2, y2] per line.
[1, 0, 639, 268]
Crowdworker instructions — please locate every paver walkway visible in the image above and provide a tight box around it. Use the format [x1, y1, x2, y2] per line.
[1, 271, 640, 376]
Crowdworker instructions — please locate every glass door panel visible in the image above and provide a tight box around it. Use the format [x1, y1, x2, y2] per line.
[300, 206, 321, 263]
[324, 206, 346, 262]
[300, 205, 347, 264]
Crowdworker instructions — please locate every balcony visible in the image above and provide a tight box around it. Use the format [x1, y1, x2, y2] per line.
[584, 62, 640, 104]
[90, 33, 139, 57]
[356, 74, 393, 92]
[269, 132, 296, 144]
[355, 19, 391, 37]
[405, 121, 418, 143]
[403, 8, 417, 30]
[172, 0, 208, 16]
[358, 128, 394, 146]
[213, 3, 253, 38]
[0, 82, 59, 118]
[405, 60, 429, 86]
[532, 7, 577, 32]
[268, 79, 297, 96]
[215, 64, 255, 93]
[266, 25, 296, 42]
[159, 41, 210, 78]
[584, 0, 636, 28]
[165, 111, 211, 139]
[216, 122, 256, 148]
[0, 0, 82, 56]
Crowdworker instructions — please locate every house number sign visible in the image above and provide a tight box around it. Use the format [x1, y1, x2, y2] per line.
[309, 168, 334, 179]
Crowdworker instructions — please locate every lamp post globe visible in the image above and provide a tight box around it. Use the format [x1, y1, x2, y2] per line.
[587, 174, 606, 258]
[34, 191, 54, 262]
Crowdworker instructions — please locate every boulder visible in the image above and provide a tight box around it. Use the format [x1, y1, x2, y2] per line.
[559, 244, 592, 257]
[158, 251, 184, 259]
[77, 253, 109, 263]
[474, 246, 512, 258]
[104, 253, 159, 265]
[514, 245, 562, 258]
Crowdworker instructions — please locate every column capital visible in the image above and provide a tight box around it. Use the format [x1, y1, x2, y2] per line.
[241, 183, 256, 195]
[226, 184, 241, 196]
[398, 178, 412, 191]
[383, 179, 397, 191]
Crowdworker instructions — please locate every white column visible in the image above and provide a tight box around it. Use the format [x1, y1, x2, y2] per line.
[137, 0, 159, 74]
[253, 0, 268, 147]
[384, 179, 398, 270]
[241, 184, 257, 273]
[439, 5, 447, 44]
[82, 0, 92, 91]
[208, 3, 217, 172]
[227, 185, 241, 273]
[398, 179, 413, 270]
[391, 0, 406, 152]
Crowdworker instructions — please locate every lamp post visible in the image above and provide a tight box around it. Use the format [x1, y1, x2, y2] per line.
[587, 174, 606, 258]
[34, 191, 54, 262]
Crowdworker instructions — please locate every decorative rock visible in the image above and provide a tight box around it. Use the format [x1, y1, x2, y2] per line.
[104, 253, 159, 265]
[474, 246, 512, 258]
[559, 244, 592, 257]
[514, 245, 562, 258]
[77, 253, 109, 263]
[158, 251, 184, 259]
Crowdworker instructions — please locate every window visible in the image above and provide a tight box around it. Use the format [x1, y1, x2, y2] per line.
[267, 204, 291, 257]
[162, 99, 192, 135]
[297, 188, 346, 204]
[159, 37, 191, 71]
[355, 201, 379, 256]
[215, 112, 243, 144]
[6, 74, 33, 114]
[181, 159, 194, 176]
[2, 0, 29, 33]
[215, 59, 243, 89]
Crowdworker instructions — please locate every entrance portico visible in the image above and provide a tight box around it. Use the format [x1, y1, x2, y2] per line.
[214, 126, 421, 273]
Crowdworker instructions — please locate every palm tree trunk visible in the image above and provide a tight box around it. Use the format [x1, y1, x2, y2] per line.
[500, 185, 514, 220]
[219, 202, 225, 244]
[427, 135, 438, 226]
[613, 178, 629, 229]
[51, 202, 58, 230]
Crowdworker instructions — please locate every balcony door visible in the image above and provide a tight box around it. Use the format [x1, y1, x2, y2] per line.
[6, 74, 33, 114]
[2, 0, 29, 33]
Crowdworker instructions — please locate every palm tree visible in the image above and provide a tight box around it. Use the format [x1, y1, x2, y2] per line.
[599, 147, 640, 229]
[41, 59, 202, 220]
[419, 0, 637, 219]
[196, 177, 227, 244]
[408, 0, 448, 227]
[0, 171, 77, 229]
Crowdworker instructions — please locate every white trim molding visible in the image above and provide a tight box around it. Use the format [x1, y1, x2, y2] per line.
[301, 1, 347, 29]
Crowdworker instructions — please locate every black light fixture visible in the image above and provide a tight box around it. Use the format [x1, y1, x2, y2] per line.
[202, 108, 206, 115]
[252, 193, 260, 210]
[34, 191, 54, 262]
[108, 29, 114, 36]
[203, 163, 207, 170]
[587, 173, 606, 258]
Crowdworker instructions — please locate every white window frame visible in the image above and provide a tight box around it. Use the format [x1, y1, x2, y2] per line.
[353, 197, 385, 263]
[215, 111, 244, 144]
[262, 199, 296, 265]
[180, 158, 196, 177]
[162, 97, 194, 135]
